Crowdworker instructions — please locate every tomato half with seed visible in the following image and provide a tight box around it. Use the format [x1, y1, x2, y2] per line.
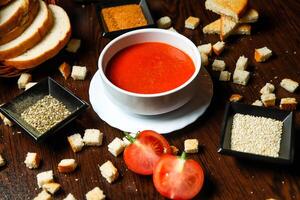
[153, 153, 205, 199]
[123, 130, 172, 175]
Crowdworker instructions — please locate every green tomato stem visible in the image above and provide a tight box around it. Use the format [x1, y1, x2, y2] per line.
[123, 132, 136, 143]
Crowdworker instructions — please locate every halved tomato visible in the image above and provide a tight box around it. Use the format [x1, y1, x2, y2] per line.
[153, 153, 205, 199]
[123, 130, 172, 175]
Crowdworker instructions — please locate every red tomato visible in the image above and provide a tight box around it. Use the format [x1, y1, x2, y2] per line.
[153, 153, 205, 199]
[123, 130, 172, 175]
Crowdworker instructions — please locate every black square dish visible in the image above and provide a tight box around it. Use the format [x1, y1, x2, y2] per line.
[0, 77, 89, 142]
[95, 0, 155, 38]
[219, 102, 294, 164]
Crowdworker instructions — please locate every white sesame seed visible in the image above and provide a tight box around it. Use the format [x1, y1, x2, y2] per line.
[231, 114, 283, 157]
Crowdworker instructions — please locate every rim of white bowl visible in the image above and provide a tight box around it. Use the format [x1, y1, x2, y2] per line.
[98, 28, 201, 98]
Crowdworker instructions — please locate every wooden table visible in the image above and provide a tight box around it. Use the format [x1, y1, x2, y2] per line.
[0, 0, 299, 199]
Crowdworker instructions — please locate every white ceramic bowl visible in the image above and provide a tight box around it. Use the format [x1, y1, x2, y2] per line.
[98, 28, 201, 115]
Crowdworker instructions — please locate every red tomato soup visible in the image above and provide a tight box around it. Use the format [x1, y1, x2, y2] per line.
[105, 42, 195, 94]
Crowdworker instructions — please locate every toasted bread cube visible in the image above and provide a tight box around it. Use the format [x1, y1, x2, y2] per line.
[3, 117, 13, 127]
[261, 93, 276, 107]
[108, 138, 125, 157]
[280, 98, 297, 110]
[213, 41, 225, 55]
[198, 43, 212, 55]
[24, 152, 41, 169]
[66, 39, 81, 53]
[212, 59, 226, 71]
[184, 139, 199, 153]
[63, 193, 77, 200]
[25, 82, 37, 91]
[83, 129, 103, 146]
[86, 187, 106, 200]
[236, 55, 248, 71]
[67, 134, 84, 153]
[260, 83, 275, 94]
[18, 73, 32, 89]
[37, 170, 53, 188]
[185, 16, 200, 29]
[219, 71, 231, 81]
[71, 66, 87, 81]
[99, 161, 119, 184]
[157, 16, 172, 29]
[252, 100, 263, 106]
[42, 182, 61, 194]
[233, 70, 250, 86]
[170, 145, 179, 155]
[229, 94, 243, 102]
[0, 154, 6, 167]
[280, 78, 299, 93]
[255, 47, 272, 62]
[58, 159, 77, 173]
[168, 27, 177, 32]
[33, 190, 52, 200]
[59, 62, 71, 80]
[200, 52, 209, 66]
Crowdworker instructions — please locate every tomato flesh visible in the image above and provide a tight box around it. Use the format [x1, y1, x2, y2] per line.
[153, 154, 204, 199]
[124, 130, 172, 175]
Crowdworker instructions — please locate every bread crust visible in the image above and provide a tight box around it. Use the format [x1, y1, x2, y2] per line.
[0, 0, 11, 6]
[0, 0, 37, 36]
[0, 0, 39, 45]
[0, 1, 53, 60]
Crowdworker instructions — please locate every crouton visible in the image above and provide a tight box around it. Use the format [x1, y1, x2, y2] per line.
[255, 47, 272, 62]
[213, 41, 225, 55]
[185, 16, 200, 29]
[58, 159, 77, 173]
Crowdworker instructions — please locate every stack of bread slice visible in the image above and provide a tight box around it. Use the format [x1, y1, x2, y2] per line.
[0, 0, 71, 73]
[203, 0, 259, 40]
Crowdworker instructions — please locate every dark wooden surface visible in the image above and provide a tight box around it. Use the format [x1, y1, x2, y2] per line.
[1, 0, 300, 199]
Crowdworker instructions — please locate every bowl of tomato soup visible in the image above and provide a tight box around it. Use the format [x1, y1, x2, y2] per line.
[98, 28, 201, 115]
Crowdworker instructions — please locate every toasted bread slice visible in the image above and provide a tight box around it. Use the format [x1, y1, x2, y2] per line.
[205, 0, 248, 22]
[0, 0, 11, 7]
[0, 0, 52, 60]
[203, 19, 251, 35]
[0, 0, 39, 45]
[220, 15, 238, 40]
[239, 8, 259, 23]
[3, 4, 71, 69]
[0, 0, 37, 36]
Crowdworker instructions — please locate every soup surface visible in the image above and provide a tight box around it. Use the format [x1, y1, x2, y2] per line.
[106, 42, 195, 94]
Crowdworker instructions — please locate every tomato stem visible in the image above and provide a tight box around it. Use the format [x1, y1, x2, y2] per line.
[123, 132, 136, 143]
[180, 152, 187, 160]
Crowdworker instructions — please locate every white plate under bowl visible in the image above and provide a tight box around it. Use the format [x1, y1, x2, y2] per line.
[89, 68, 213, 134]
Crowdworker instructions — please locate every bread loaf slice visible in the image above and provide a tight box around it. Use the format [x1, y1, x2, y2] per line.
[0, 0, 39, 45]
[220, 15, 238, 40]
[0, 0, 11, 7]
[0, 0, 37, 36]
[203, 19, 251, 35]
[0, 0, 52, 60]
[3, 4, 71, 69]
[205, 0, 248, 22]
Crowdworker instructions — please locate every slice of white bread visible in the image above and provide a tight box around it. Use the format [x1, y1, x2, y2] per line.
[3, 4, 71, 69]
[220, 15, 238, 40]
[205, 0, 248, 22]
[203, 19, 251, 35]
[0, 0, 52, 59]
[0, 0, 39, 45]
[0, 0, 11, 7]
[0, 0, 36, 35]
